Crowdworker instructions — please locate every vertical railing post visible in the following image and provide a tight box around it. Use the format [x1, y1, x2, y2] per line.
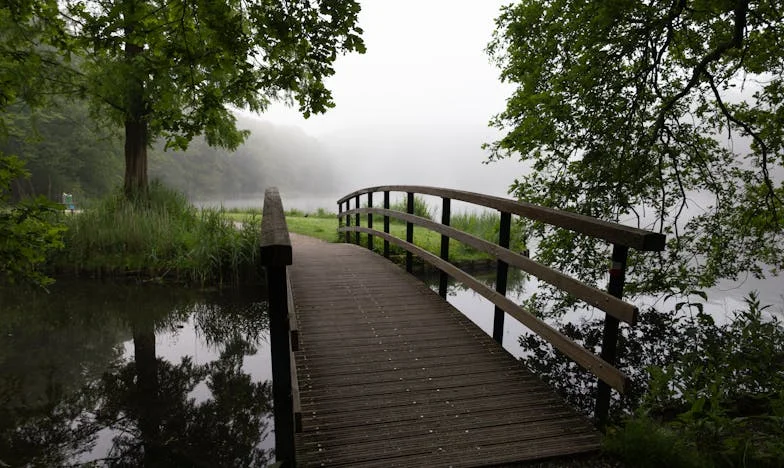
[354, 195, 361, 245]
[344, 201, 351, 243]
[492, 212, 511, 344]
[383, 191, 390, 258]
[337, 200, 343, 241]
[439, 197, 451, 298]
[260, 188, 296, 467]
[595, 243, 628, 428]
[406, 192, 414, 273]
[367, 192, 374, 251]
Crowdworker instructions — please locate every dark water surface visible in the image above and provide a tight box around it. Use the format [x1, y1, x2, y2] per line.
[417, 266, 784, 359]
[0, 281, 273, 467]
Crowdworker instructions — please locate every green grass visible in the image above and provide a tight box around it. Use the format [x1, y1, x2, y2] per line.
[53, 182, 262, 286]
[224, 208, 527, 264]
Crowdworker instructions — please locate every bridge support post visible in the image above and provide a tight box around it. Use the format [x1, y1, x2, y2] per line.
[260, 188, 296, 467]
[267, 266, 296, 466]
[367, 192, 374, 251]
[439, 197, 451, 298]
[492, 211, 511, 344]
[383, 191, 390, 258]
[595, 243, 628, 428]
[406, 192, 414, 273]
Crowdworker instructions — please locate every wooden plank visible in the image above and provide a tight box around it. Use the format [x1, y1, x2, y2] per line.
[288, 234, 601, 466]
[337, 185, 665, 251]
[342, 226, 629, 393]
[345, 207, 638, 324]
[260, 187, 292, 266]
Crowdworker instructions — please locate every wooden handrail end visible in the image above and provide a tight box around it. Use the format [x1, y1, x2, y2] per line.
[630, 306, 639, 326]
[642, 232, 667, 252]
[261, 187, 293, 266]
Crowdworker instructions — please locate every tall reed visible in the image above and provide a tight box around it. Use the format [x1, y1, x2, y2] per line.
[53, 182, 261, 286]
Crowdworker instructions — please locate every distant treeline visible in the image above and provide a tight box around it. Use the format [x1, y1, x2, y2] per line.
[2, 99, 337, 203]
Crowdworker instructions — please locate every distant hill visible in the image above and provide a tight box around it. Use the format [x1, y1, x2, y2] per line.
[150, 114, 338, 200]
[4, 103, 337, 201]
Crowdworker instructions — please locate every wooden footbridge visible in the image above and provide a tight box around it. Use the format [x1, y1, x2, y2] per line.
[260, 186, 665, 467]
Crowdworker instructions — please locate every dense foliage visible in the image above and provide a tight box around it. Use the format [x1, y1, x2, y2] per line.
[0, 154, 65, 286]
[521, 293, 784, 466]
[3, 0, 364, 194]
[2, 100, 123, 201]
[0, 107, 338, 202]
[490, 2, 784, 464]
[488, 0, 784, 313]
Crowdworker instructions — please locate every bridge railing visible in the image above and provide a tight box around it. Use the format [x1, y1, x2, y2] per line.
[260, 187, 301, 467]
[336, 185, 665, 425]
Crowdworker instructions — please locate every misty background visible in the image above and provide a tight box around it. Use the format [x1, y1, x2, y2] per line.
[3, 0, 780, 310]
[204, 0, 522, 210]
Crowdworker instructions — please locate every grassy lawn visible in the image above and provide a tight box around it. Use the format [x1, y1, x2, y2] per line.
[222, 210, 520, 263]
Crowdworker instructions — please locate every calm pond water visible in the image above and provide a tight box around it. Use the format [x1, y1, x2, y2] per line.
[416, 265, 784, 359]
[0, 281, 272, 467]
[2, 264, 780, 466]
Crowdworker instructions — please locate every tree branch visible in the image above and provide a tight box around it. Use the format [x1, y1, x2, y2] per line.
[649, 0, 749, 144]
[706, 72, 781, 225]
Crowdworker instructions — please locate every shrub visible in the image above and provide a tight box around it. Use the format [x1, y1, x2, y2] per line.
[521, 291, 784, 466]
[53, 182, 261, 286]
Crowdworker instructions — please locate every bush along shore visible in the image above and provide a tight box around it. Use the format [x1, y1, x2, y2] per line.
[50, 182, 262, 286]
[520, 292, 784, 467]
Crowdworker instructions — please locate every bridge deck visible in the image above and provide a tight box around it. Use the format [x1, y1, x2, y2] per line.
[289, 234, 600, 467]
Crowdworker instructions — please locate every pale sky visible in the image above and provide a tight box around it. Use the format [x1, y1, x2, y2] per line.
[261, 0, 513, 136]
[245, 1, 524, 198]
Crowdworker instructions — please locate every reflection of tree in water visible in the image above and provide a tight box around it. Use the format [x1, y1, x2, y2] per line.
[519, 308, 698, 421]
[97, 329, 272, 466]
[0, 282, 272, 467]
[95, 298, 273, 467]
[0, 281, 135, 466]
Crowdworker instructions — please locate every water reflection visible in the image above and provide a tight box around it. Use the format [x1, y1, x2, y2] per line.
[0, 281, 272, 467]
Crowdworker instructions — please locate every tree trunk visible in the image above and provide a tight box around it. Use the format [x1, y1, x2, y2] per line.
[123, 0, 148, 198]
[124, 116, 148, 197]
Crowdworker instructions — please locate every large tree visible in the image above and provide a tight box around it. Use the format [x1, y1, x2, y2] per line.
[13, 0, 364, 195]
[487, 0, 784, 309]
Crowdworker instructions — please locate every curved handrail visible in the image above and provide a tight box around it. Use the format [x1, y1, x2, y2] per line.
[344, 206, 637, 324]
[338, 185, 665, 251]
[346, 225, 628, 392]
[336, 185, 667, 420]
